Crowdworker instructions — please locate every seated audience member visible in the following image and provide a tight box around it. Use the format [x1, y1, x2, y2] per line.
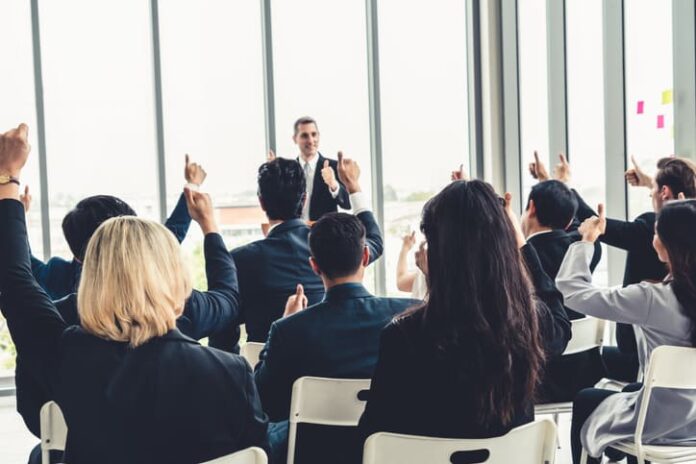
[210, 154, 383, 352]
[557, 200, 696, 464]
[570, 155, 695, 382]
[358, 180, 570, 444]
[17, 187, 241, 442]
[520, 177, 606, 401]
[395, 231, 427, 300]
[29, 155, 205, 300]
[0, 124, 267, 464]
[254, 155, 417, 463]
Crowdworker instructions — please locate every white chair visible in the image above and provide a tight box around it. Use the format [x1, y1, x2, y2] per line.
[240, 342, 264, 368]
[287, 376, 371, 464]
[580, 345, 696, 464]
[536, 317, 606, 419]
[200, 447, 268, 464]
[40, 401, 68, 464]
[363, 418, 557, 464]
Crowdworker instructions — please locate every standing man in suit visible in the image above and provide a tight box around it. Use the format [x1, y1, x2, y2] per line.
[255, 154, 417, 463]
[293, 116, 351, 220]
[209, 154, 383, 353]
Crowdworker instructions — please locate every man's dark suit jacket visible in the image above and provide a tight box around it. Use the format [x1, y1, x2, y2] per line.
[306, 153, 351, 221]
[358, 244, 570, 445]
[254, 283, 419, 422]
[16, 233, 240, 438]
[0, 200, 268, 464]
[30, 193, 192, 300]
[209, 210, 384, 352]
[574, 191, 667, 357]
[527, 229, 606, 402]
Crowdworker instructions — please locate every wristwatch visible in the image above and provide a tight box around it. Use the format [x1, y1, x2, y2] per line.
[0, 174, 20, 186]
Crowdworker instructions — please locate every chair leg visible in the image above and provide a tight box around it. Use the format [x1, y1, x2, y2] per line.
[552, 413, 561, 449]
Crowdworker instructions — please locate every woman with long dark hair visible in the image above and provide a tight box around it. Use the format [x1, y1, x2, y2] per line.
[358, 179, 570, 440]
[558, 200, 696, 463]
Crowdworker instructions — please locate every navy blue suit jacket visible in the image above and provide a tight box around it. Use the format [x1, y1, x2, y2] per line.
[209, 210, 384, 351]
[254, 283, 418, 422]
[30, 193, 192, 300]
[306, 153, 351, 221]
[0, 200, 267, 463]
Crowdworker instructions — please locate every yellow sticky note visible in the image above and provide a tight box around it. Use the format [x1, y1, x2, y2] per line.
[662, 89, 673, 104]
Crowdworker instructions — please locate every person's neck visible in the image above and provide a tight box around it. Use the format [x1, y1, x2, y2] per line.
[268, 219, 284, 228]
[323, 274, 363, 290]
[300, 152, 318, 164]
[524, 223, 553, 238]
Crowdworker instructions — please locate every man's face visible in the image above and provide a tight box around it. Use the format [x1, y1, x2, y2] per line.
[294, 123, 320, 159]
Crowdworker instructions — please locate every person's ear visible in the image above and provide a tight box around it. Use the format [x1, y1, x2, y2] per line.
[661, 185, 674, 200]
[309, 256, 322, 276]
[527, 199, 537, 217]
[258, 196, 267, 212]
[361, 246, 370, 267]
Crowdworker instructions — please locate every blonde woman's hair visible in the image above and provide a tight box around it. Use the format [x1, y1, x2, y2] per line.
[77, 216, 192, 347]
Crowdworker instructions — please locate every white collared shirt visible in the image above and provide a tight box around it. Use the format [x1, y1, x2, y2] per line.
[299, 154, 340, 220]
[526, 229, 554, 241]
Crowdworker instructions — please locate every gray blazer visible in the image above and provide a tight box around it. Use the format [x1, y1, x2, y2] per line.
[556, 241, 696, 458]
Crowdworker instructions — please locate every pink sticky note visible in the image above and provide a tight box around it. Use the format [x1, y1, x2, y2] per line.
[657, 115, 665, 129]
[637, 101, 644, 114]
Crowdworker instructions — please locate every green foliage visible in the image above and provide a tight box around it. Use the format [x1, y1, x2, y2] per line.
[0, 315, 16, 370]
[404, 190, 436, 202]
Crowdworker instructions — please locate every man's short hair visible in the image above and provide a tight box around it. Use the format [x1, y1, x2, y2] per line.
[62, 195, 137, 261]
[656, 157, 696, 198]
[257, 157, 306, 221]
[309, 213, 365, 279]
[526, 180, 578, 230]
[293, 116, 318, 136]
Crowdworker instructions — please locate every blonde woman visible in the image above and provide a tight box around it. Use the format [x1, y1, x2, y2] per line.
[0, 124, 268, 464]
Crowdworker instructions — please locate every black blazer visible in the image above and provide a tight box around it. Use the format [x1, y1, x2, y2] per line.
[307, 153, 351, 221]
[574, 190, 667, 354]
[254, 283, 419, 422]
[210, 210, 384, 351]
[0, 200, 268, 464]
[358, 244, 570, 442]
[16, 233, 241, 437]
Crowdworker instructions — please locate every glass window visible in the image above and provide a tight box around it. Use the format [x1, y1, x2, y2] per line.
[39, 0, 159, 259]
[378, 0, 470, 296]
[158, 0, 267, 287]
[518, 0, 550, 199]
[625, 0, 674, 218]
[566, 0, 608, 286]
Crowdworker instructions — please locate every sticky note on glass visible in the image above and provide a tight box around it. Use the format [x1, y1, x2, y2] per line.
[637, 101, 645, 114]
[657, 115, 665, 128]
[662, 89, 673, 104]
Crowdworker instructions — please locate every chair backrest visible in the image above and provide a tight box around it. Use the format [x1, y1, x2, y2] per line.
[200, 447, 268, 464]
[363, 418, 557, 464]
[634, 345, 696, 453]
[563, 317, 605, 356]
[40, 401, 68, 464]
[287, 376, 371, 464]
[240, 342, 264, 368]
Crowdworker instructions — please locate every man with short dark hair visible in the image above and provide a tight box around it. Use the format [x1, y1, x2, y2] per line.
[209, 154, 383, 353]
[254, 154, 415, 463]
[292, 116, 351, 220]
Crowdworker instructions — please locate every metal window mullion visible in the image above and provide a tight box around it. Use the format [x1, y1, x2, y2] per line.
[150, 0, 167, 222]
[603, 0, 628, 286]
[673, 0, 696, 159]
[261, 0, 276, 153]
[365, 0, 386, 296]
[30, 0, 51, 260]
[547, 0, 568, 159]
[466, 0, 484, 180]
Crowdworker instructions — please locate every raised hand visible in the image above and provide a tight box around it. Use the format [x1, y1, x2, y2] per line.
[554, 153, 571, 183]
[283, 284, 308, 317]
[503, 191, 526, 248]
[321, 159, 339, 192]
[267, 149, 276, 162]
[184, 187, 218, 234]
[415, 241, 428, 276]
[528, 151, 550, 181]
[401, 231, 416, 251]
[625, 155, 653, 188]
[578, 203, 606, 243]
[185, 154, 207, 186]
[451, 164, 469, 182]
[337, 151, 361, 194]
[20, 185, 32, 212]
[0, 123, 30, 177]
